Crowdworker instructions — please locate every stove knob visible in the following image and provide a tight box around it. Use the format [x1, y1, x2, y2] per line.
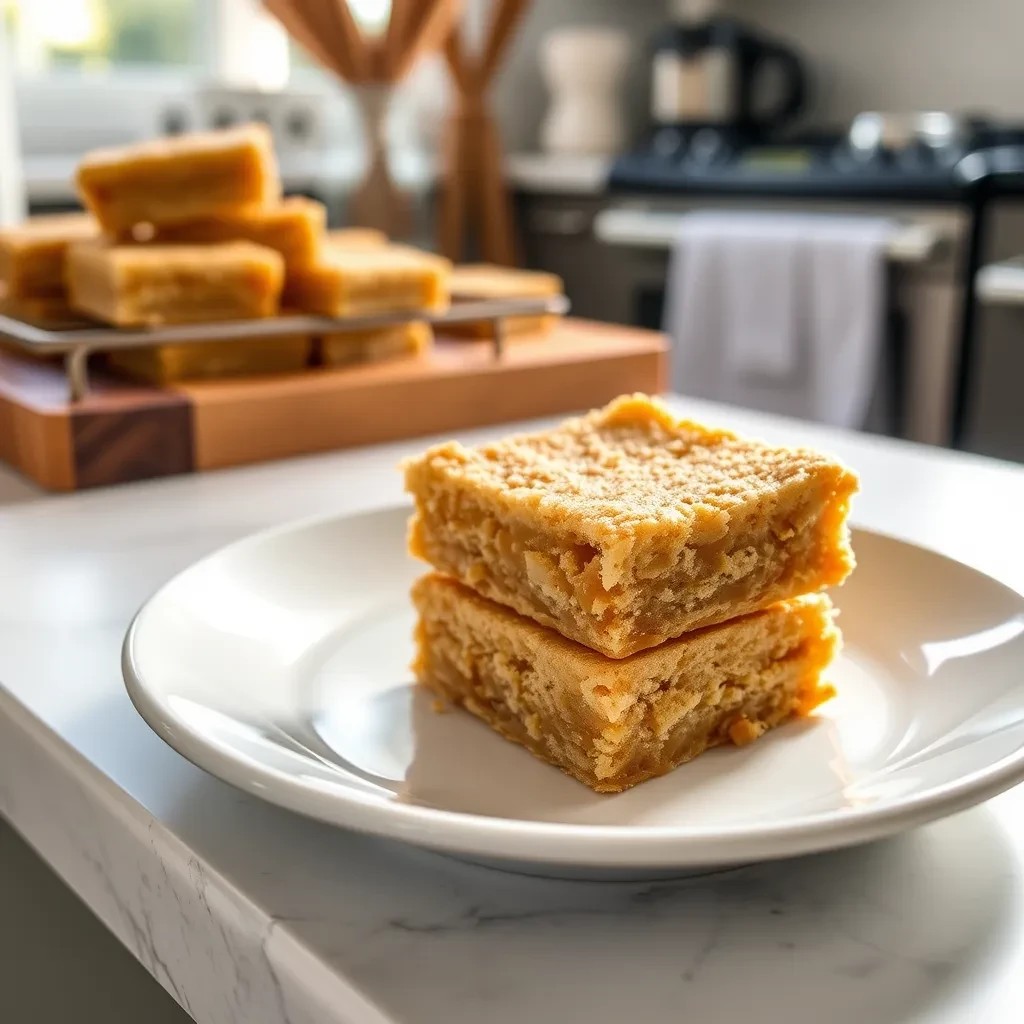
[897, 140, 936, 169]
[833, 141, 892, 171]
[652, 128, 684, 160]
[831, 144, 855, 170]
[928, 142, 966, 168]
[687, 128, 728, 167]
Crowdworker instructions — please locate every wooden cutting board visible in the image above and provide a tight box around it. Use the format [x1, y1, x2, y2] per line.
[0, 318, 667, 491]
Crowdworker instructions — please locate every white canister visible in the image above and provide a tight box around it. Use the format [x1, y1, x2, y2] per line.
[540, 27, 630, 157]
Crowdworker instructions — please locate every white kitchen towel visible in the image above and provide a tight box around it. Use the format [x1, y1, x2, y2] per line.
[664, 211, 895, 427]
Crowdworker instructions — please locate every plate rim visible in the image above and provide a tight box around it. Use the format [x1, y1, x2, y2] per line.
[122, 505, 1024, 869]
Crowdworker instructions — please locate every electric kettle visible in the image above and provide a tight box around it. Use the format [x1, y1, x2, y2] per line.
[651, 15, 808, 141]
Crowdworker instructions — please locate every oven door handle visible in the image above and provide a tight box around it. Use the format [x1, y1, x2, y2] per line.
[976, 258, 1024, 306]
[593, 208, 946, 264]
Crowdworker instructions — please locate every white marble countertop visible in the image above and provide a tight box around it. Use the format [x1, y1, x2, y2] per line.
[2, 398, 1024, 1024]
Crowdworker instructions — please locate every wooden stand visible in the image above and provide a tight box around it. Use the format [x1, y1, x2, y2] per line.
[0, 319, 667, 491]
[263, 0, 460, 238]
[438, 0, 530, 264]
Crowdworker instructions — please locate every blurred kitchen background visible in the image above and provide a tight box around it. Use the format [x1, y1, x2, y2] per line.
[2, 0, 1023, 460]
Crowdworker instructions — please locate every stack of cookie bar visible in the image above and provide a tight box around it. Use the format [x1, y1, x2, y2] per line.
[2, 125, 568, 383]
[404, 394, 858, 793]
[0, 125, 451, 381]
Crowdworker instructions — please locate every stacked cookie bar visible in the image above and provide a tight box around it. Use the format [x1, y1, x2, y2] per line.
[0, 125, 449, 381]
[404, 394, 857, 793]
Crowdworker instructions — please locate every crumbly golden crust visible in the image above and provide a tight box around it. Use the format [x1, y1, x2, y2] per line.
[405, 394, 858, 657]
[409, 394, 848, 541]
[412, 573, 839, 793]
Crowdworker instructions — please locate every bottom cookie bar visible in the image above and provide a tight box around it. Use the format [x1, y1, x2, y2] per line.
[319, 321, 431, 367]
[107, 334, 310, 384]
[412, 574, 838, 793]
[445, 263, 562, 340]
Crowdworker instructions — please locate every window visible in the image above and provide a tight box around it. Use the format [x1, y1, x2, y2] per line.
[348, 0, 390, 34]
[6, 0, 442, 181]
[2, 0, 202, 72]
[289, 0, 393, 72]
[6, 0, 395, 79]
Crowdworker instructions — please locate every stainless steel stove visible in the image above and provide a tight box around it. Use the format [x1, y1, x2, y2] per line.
[594, 113, 1024, 447]
[609, 114, 1024, 203]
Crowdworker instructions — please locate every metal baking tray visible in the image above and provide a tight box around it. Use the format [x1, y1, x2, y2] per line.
[0, 294, 571, 401]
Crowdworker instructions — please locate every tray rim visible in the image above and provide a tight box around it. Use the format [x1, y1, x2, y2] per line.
[0, 294, 571, 401]
[0, 294, 570, 355]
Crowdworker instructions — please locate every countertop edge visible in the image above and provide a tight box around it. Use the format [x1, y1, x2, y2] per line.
[0, 688, 393, 1024]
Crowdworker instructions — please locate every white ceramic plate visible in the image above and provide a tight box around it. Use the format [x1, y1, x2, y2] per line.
[124, 506, 1024, 878]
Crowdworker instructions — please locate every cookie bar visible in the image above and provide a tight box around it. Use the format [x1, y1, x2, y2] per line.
[66, 240, 284, 326]
[107, 334, 310, 384]
[0, 213, 99, 299]
[405, 394, 857, 658]
[327, 227, 389, 250]
[284, 245, 450, 316]
[76, 124, 280, 233]
[0, 290, 79, 326]
[446, 263, 562, 339]
[151, 196, 325, 267]
[319, 321, 431, 367]
[412, 573, 838, 793]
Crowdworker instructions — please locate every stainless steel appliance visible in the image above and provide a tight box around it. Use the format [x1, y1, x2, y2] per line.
[648, 15, 808, 166]
[610, 114, 1021, 199]
[950, 149, 1024, 458]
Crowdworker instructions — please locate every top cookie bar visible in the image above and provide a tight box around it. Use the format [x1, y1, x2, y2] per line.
[283, 244, 450, 316]
[405, 394, 858, 658]
[76, 124, 281, 234]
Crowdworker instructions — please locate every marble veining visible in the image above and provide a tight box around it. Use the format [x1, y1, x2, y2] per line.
[0, 694, 390, 1024]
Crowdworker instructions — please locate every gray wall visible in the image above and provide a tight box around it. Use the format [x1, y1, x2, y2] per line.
[728, 0, 1024, 126]
[492, 0, 1024, 152]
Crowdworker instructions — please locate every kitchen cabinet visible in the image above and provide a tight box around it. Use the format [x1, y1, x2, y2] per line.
[514, 194, 639, 324]
[960, 199, 1024, 462]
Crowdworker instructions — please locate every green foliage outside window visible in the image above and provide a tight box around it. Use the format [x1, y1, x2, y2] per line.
[3, 0, 199, 70]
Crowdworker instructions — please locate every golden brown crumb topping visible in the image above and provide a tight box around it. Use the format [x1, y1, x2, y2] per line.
[407, 394, 858, 542]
